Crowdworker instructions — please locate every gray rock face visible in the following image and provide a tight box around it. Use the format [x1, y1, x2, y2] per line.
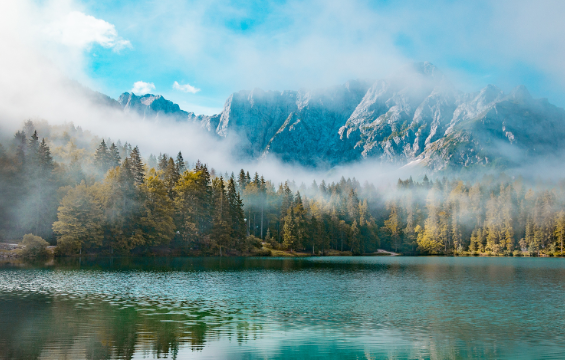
[108, 63, 565, 172]
[118, 93, 189, 122]
[414, 85, 565, 171]
[214, 81, 370, 165]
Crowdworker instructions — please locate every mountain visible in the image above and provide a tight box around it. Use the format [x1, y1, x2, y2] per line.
[118, 92, 189, 122]
[108, 63, 565, 172]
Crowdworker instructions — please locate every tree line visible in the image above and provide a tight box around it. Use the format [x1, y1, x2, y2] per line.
[2, 121, 565, 256]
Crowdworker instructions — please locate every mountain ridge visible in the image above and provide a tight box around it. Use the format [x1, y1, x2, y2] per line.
[99, 63, 565, 172]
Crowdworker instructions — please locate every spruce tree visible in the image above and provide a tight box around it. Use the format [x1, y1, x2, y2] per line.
[163, 157, 180, 200]
[282, 207, 297, 251]
[227, 178, 246, 248]
[176, 151, 186, 174]
[158, 153, 169, 171]
[139, 169, 175, 247]
[238, 169, 247, 192]
[350, 220, 361, 255]
[147, 154, 158, 170]
[109, 143, 121, 168]
[211, 177, 231, 255]
[29, 130, 39, 155]
[38, 139, 54, 173]
[129, 146, 145, 185]
[94, 140, 110, 174]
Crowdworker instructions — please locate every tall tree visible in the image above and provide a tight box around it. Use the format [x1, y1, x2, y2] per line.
[176, 151, 187, 174]
[53, 181, 104, 254]
[129, 146, 145, 185]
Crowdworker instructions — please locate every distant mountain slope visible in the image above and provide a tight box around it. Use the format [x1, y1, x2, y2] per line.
[101, 62, 565, 171]
[118, 92, 189, 122]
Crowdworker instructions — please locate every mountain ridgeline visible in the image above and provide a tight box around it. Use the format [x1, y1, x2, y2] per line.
[112, 63, 565, 172]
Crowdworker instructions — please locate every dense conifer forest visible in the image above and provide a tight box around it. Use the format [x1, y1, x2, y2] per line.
[2, 120, 565, 256]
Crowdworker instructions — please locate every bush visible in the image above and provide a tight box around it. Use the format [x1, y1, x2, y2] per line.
[250, 247, 272, 256]
[245, 235, 263, 251]
[512, 250, 523, 257]
[20, 234, 49, 259]
[264, 236, 281, 250]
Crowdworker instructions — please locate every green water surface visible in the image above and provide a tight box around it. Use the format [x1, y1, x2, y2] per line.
[1, 256, 564, 359]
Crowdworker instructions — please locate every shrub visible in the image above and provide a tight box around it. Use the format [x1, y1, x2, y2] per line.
[250, 247, 272, 256]
[245, 235, 263, 250]
[20, 234, 49, 259]
[512, 250, 522, 257]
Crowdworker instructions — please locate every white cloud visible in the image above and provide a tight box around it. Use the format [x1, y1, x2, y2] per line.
[131, 81, 155, 95]
[173, 81, 200, 94]
[45, 11, 131, 51]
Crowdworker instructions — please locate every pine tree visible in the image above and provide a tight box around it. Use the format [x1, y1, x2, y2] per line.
[129, 146, 145, 185]
[347, 189, 360, 221]
[211, 177, 231, 255]
[237, 169, 246, 190]
[158, 153, 169, 171]
[147, 154, 157, 170]
[68, 154, 85, 185]
[293, 191, 307, 249]
[38, 139, 54, 173]
[139, 169, 175, 247]
[349, 220, 361, 255]
[282, 207, 297, 251]
[384, 201, 401, 252]
[163, 157, 180, 200]
[94, 140, 110, 174]
[176, 151, 186, 174]
[109, 143, 121, 168]
[227, 178, 246, 249]
[28, 130, 40, 164]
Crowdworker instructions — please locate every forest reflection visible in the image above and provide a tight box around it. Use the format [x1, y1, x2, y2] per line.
[0, 291, 265, 359]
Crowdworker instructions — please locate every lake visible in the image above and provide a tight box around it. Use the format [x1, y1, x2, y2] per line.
[1, 256, 565, 359]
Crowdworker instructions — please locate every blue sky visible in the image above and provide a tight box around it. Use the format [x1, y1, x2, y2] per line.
[25, 0, 565, 114]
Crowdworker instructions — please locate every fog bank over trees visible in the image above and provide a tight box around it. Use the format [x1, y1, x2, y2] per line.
[2, 120, 565, 257]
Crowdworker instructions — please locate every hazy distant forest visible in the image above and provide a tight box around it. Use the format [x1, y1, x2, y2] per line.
[1, 120, 565, 257]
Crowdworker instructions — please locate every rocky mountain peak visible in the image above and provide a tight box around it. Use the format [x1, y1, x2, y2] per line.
[117, 92, 187, 121]
[92, 64, 562, 172]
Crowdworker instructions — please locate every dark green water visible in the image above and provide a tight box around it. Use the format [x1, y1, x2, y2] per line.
[1, 256, 565, 359]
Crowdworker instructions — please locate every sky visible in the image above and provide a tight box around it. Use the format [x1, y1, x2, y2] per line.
[3, 0, 565, 116]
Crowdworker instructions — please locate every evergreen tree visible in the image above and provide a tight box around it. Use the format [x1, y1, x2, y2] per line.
[349, 220, 361, 255]
[94, 140, 110, 174]
[384, 201, 401, 252]
[347, 189, 360, 221]
[129, 146, 145, 185]
[227, 178, 246, 248]
[158, 153, 169, 171]
[176, 151, 186, 174]
[163, 157, 180, 200]
[139, 169, 175, 247]
[109, 143, 121, 168]
[147, 154, 157, 170]
[53, 181, 104, 254]
[211, 177, 231, 255]
[282, 207, 297, 251]
[28, 130, 39, 164]
[38, 139, 54, 173]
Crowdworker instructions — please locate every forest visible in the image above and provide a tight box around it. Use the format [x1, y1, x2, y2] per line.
[1, 120, 565, 257]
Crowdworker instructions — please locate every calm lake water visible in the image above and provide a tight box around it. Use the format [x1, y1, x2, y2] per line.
[1, 256, 565, 359]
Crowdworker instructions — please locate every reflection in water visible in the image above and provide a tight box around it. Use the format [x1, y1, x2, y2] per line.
[1, 257, 565, 359]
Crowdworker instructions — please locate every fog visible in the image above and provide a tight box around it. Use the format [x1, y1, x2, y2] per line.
[3, 0, 565, 191]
